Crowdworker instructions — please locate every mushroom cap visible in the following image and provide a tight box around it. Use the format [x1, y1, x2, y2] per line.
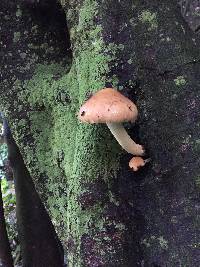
[78, 88, 138, 123]
[129, 156, 145, 171]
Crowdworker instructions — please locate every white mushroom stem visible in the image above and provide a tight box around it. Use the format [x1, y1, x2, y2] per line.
[106, 122, 144, 156]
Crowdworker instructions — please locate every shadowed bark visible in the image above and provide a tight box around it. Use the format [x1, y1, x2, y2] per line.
[0, 180, 13, 267]
[3, 119, 64, 266]
[0, 0, 199, 266]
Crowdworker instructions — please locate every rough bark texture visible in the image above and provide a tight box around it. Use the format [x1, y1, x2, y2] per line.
[0, 181, 13, 267]
[3, 120, 64, 267]
[0, 0, 200, 266]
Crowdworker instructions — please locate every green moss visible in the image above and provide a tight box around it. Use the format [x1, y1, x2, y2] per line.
[16, 5, 22, 18]
[1, 1, 198, 265]
[1, 0, 133, 265]
[78, 0, 98, 28]
[141, 238, 151, 248]
[127, 58, 133, 64]
[194, 139, 200, 150]
[157, 236, 168, 250]
[141, 235, 168, 251]
[139, 10, 158, 30]
[16, 1, 122, 265]
[174, 76, 187, 86]
[195, 176, 200, 188]
[13, 32, 21, 43]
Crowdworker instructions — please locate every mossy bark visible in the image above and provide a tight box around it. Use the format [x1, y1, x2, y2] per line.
[4, 122, 64, 267]
[0, 181, 13, 267]
[0, 0, 200, 266]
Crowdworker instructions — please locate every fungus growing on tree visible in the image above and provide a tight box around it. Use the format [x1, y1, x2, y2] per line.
[129, 157, 150, 171]
[78, 88, 145, 156]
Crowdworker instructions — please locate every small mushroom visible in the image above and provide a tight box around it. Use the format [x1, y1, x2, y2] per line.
[129, 157, 150, 171]
[78, 88, 145, 156]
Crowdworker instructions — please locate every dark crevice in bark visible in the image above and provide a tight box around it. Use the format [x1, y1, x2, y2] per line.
[20, 0, 72, 66]
[0, 0, 72, 86]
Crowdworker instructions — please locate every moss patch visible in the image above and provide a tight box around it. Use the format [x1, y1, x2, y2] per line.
[139, 10, 158, 31]
[16, 1, 122, 265]
[174, 75, 187, 86]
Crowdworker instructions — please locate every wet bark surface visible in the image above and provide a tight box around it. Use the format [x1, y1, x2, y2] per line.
[4, 122, 64, 267]
[0, 0, 200, 266]
[101, 1, 200, 266]
[0, 181, 13, 267]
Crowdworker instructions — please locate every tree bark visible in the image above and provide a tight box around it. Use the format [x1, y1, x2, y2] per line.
[0, 0, 199, 266]
[3, 119, 64, 267]
[0, 180, 13, 267]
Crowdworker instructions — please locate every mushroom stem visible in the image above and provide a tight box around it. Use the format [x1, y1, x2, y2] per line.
[106, 122, 144, 156]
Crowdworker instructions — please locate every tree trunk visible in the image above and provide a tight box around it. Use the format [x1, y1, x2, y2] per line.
[0, 0, 199, 266]
[3, 120, 64, 267]
[0, 180, 13, 267]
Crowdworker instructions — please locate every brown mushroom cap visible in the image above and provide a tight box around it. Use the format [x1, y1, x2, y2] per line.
[78, 88, 138, 124]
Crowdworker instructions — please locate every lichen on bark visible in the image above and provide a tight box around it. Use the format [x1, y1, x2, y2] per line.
[0, 0, 200, 266]
[1, 0, 127, 266]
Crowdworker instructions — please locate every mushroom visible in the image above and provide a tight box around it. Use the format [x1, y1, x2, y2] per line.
[129, 157, 150, 171]
[78, 88, 145, 156]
